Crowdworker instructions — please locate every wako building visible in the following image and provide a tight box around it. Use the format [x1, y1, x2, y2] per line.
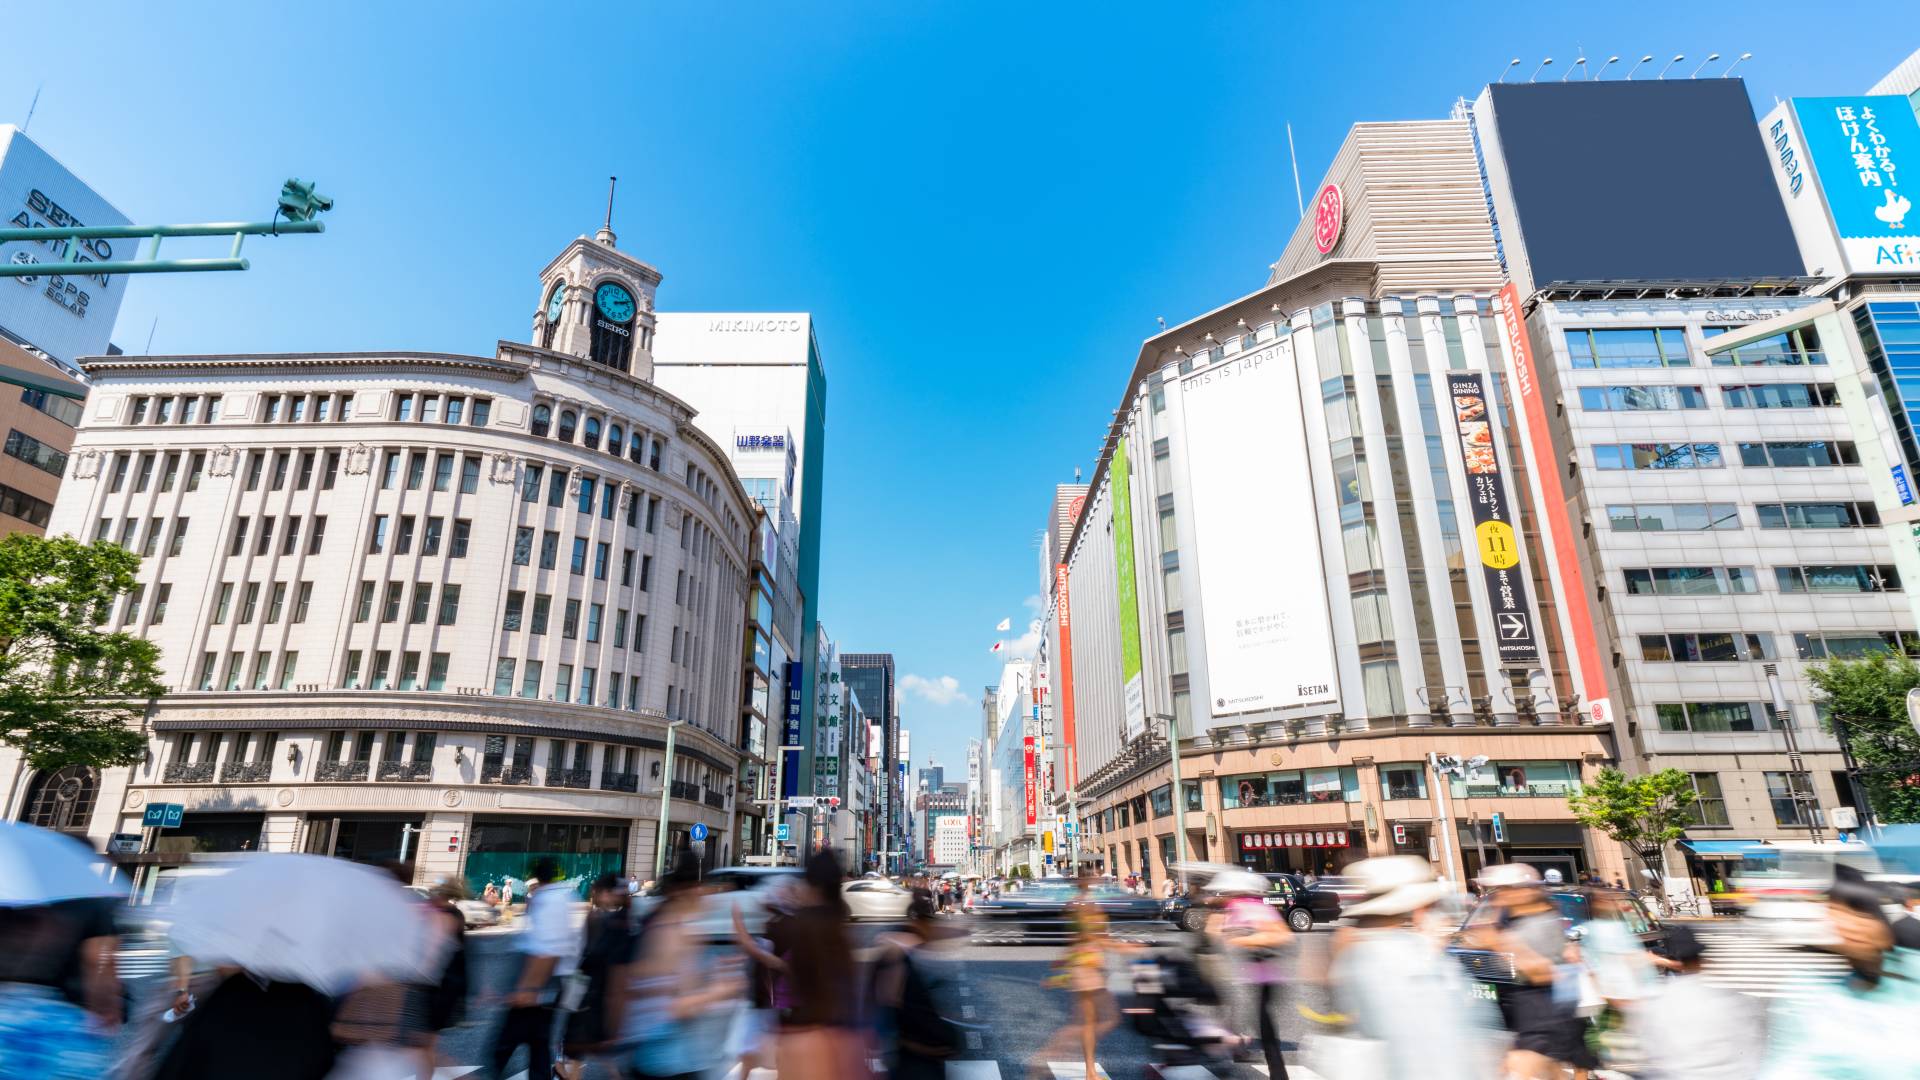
[1, 226, 756, 889]
[1062, 114, 1621, 890]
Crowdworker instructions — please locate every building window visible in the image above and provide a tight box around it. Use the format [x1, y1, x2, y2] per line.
[438, 584, 461, 625]
[1704, 324, 1824, 366]
[570, 537, 588, 574]
[459, 455, 480, 493]
[1684, 773, 1730, 826]
[1793, 630, 1920, 660]
[3, 429, 68, 476]
[382, 582, 404, 623]
[1622, 567, 1758, 596]
[1737, 441, 1859, 468]
[422, 517, 444, 556]
[531, 404, 551, 438]
[410, 585, 432, 624]
[1765, 771, 1817, 826]
[1723, 382, 1837, 409]
[1578, 385, 1707, 411]
[354, 581, 375, 622]
[503, 591, 525, 632]
[521, 464, 543, 502]
[1593, 442, 1722, 469]
[1640, 632, 1775, 662]
[493, 658, 516, 696]
[1379, 765, 1426, 801]
[563, 599, 581, 639]
[1775, 565, 1900, 594]
[1655, 701, 1775, 733]
[1607, 503, 1741, 534]
[1756, 502, 1878, 529]
[530, 595, 551, 635]
[1564, 327, 1691, 368]
[540, 530, 559, 570]
[557, 410, 578, 443]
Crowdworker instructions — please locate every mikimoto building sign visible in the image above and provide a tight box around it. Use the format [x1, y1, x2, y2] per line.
[0, 126, 131, 363]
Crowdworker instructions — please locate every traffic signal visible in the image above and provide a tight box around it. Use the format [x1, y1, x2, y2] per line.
[1391, 823, 1407, 845]
[278, 178, 334, 223]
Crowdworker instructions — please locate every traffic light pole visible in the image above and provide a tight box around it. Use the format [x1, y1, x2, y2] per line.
[0, 219, 324, 278]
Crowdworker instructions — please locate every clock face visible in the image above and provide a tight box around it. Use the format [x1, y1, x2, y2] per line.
[595, 282, 636, 324]
[545, 283, 565, 322]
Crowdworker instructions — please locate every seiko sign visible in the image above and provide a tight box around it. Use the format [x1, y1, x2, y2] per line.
[0, 127, 131, 363]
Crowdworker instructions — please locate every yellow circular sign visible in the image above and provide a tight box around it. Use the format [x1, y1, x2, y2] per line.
[1476, 520, 1520, 569]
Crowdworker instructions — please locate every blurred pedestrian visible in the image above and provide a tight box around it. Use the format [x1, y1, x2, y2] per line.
[1204, 869, 1292, 1077]
[734, 848, 863, 1080]
[556, 873, 638, 1078]
[1761, 869, 1920, 1078]
[627, 849, 739, 1078]
[488, 858, 581, 1080]
[151, 967, 337, 1080]
[330, 863, 447, 1077]
[871, 890, 962, 1078]
[1028, 873, 1125, 1080]
[0, 903, 114, 1079]
[1632, 925, 1760, 1079]
[1320, 855, 1502, 1080]
[1467, 863, 1595, 1080]
[418, 876, 472, 1074]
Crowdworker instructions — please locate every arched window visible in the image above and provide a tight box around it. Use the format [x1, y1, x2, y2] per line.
[649, 438, 663, 471]
[531, 404, 552, 438]
[607, 423, 624, 456]
[629, 431, 646, 464]
[23, 766, 97, 834]
[557, 410, 578, 443]
[583, 417, 602, 452]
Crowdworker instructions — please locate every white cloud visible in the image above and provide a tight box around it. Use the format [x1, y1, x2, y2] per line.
[901, 673, 971, 707]
[996, 625, 1043, 662]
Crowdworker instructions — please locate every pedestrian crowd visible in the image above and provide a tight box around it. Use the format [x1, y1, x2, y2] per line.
[5, 813, 1920, 1079]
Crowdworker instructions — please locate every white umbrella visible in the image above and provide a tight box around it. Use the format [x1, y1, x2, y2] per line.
[0, 820, 121, 906]
[166, 854, 443, 994]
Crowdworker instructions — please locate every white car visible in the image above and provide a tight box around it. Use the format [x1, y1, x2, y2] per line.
[406, 885, 501, 929]
[688, 866, 803, 940]
[843, 878, 914, 920]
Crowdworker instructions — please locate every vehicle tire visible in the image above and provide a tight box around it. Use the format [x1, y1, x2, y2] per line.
[1182, 907, 1208, 933]
[1287, 907, 1313, 932]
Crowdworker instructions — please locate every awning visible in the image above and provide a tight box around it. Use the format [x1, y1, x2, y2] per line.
[1678, 839, 1777, 861]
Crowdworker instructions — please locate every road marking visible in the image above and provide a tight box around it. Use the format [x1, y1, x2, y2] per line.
[946, 1063, 1002, 1079]
[965, 1029, 983, 1050]
[961, 1003, 976, 1018]
[1046, 1065, 1113, 1078]
[431, 1070, 482, 1080]
[958, 983, 973, 996]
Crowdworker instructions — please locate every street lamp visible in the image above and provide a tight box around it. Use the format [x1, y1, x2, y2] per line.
[1624, 54, 1655, 80]
[653, 719, 688, 878]
[1658, 54, 1686, 79]
[1689, 53, 1722, 79]
[1157, 711, 1193, 886]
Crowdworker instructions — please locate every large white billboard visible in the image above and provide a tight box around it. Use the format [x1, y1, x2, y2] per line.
[1179, 341, 1340, 719]
[0, 126, 131, 364]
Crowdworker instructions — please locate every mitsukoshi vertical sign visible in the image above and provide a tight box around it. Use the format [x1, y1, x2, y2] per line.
[1444, 372, 1539, 664]
[1110, 437, 1147, 741]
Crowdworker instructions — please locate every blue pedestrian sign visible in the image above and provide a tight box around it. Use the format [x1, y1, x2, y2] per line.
[690, 822, 709, 842]
[142, 802, 184, 829]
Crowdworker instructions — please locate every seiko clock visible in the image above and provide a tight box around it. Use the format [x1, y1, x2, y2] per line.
[545, 283, 566, 323]
[594, 282, 636, 324]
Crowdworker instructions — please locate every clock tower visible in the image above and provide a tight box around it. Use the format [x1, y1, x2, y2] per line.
[532, 216, 662, 381]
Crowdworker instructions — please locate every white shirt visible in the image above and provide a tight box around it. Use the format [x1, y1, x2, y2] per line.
[518, 882, 584, 976]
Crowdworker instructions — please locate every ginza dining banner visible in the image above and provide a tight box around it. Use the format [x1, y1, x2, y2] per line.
[1444, 372, 1540, 665]
[1179, 341, 1341, 718]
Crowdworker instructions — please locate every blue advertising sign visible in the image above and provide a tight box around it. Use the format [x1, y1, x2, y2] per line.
[1895, 464, 1915, 506]
[1793, 96, 1920, 271]
[690, 822, 709, 842]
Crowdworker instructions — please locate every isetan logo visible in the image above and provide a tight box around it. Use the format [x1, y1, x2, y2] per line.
[707, 318, 803, 333]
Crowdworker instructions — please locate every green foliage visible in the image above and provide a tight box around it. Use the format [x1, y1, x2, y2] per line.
[1806, 653, 1920, 824]
[1567, 767, 1698, 880]
[0, 533, 163, 769]
[1010, 863, 1033, 880]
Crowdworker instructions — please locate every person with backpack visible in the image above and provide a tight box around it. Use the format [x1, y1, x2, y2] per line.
[870, 890, 962, 1078]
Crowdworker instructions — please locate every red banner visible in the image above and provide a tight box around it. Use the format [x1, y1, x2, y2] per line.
[1498, 283, 1611, 727]
[1023, 736, 1037, 826]
[1054, 564, 1078, 789]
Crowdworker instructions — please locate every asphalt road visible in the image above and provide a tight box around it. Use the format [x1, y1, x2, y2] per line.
[430, 915, 1333, 1079]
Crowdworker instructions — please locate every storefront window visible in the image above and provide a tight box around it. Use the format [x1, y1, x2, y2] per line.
[1380, 764, 1426, 801]
[1220, 768, 1362, 807]
[1448, 760, 1579, 798]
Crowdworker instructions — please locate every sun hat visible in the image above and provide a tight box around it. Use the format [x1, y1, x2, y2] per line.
[1476, 862, 1544, 890]
[1342, 855, 1450, 918]
[1201, 869, 1271, 897]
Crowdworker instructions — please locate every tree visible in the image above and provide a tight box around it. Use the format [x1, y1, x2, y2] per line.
[0, 533, 164, 770]
[1567, 767, 1698, 886]
[1806, 652, 1920, 824]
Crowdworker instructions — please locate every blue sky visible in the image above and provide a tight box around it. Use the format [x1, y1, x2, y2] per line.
[6, 3, 1913, 774]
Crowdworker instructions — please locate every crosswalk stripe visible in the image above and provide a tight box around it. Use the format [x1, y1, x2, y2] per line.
[1691, 925, 1850, 1001]
[1045, 1065, 1113, 1078]
[945, 1064, 1003, 1079]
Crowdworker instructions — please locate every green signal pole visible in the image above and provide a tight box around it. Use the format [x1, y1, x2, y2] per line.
[0, 179, 331, 278]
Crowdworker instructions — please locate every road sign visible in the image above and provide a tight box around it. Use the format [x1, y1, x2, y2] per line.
[107, 833, 141, 854]
[690, 823, 709, 842]
[787, 796, 817, 809]
[775, 824, 791, 842]
[142, 803, 184, 829]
